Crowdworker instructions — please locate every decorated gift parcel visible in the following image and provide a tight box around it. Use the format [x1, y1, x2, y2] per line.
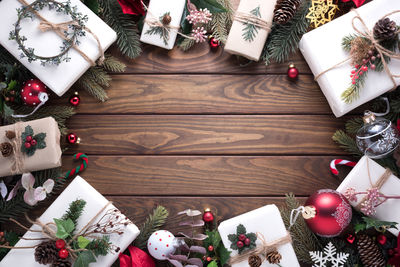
[224, 0, 277, 61]
[0, 176, 140, 266]
[337, 156, 400, 236]
[218, 204, 300, 267]
[0, 0, 117, 97]
[299, 0, 400, 117]
[0, 117, 61, 177]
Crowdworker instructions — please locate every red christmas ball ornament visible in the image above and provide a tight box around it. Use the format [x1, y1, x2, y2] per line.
[203, 208, 214, 223]
[287, 63, 299, 80]
[21, 79, 48, 106]
[69, 91, 80, 107]
[58, 248, 69, 259]
[303, 189, 352, 237]
[55, 239, 66, 249]
[206, 256, 212, 262]
[209, 36, 221, 51]
[208, 245, 214, 252]
[66, 133, 81, 144]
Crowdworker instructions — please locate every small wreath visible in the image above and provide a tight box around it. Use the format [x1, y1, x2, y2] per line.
[9, 0, 88, 66]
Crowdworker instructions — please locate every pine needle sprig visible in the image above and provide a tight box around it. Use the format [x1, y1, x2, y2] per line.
[99, 0, 142, 59]
[87, 236, 112, 256]
[76, 71, 108, 102]
[332, 130, 363, 156]
[61, 199, 87, 230]
[86, 66, 112, 88]
[242, 6, 261, 42]
[145, 12, 171, 46]
[345, 117, 364, 134]
[102, 54, 126, 73]
[133, 206, 169, 250]
[178, 38, 196, 51]
[210, 0, 233, 44]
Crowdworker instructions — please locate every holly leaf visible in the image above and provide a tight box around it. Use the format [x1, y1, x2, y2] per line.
[78, 236, 91, 249]
[190, 0, 226, 13]
[247, 232, 257, 242]
[205, 230, 222, 248]
[54, 218, 75, 239]
[207, 260, 218, 267]
[354, 223, 366, 234]
[34, 133, 46, 143]
[236, 224, 246, 235]
[363, 217, 398, 231]
[84, 0, 99, 14]
[217, 244, 231, 266]
[227, 234, 237, 243]
[21, 126, 34, 141]
[75, 250, 96, 267]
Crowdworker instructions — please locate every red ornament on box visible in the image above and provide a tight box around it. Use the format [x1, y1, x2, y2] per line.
[21, 79, 48, 106]
[303, 189, 352, 237]
[69, 92, 80, 107]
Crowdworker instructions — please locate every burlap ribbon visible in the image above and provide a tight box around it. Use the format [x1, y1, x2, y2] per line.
[234, 11, 271, 31]
[17, 0, 104, 66]
[315, 9, 400, 90]
[228, 232, 291, 265]
[9, 121, 25, 175]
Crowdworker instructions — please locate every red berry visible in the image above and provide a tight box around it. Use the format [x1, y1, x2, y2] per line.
[371, 64, 376, 70]
[0, 232, 4, 237]
[206, 256, 212, 262]
[236, 241, 244, 248]
[359, 71, 363, 75]
[26, 136, 32, 142]
[351, 70, 356, 74]
[377, 234, 387, 245]
[355, 75, 359, 79]
[352, 81, 356, 85]
[355, 64, 359, 68]
[55, 239, 66, 249]
[244, 238, 251, 246]
[238, 234, 246, 241]
[208, 245, 214, 252]
[24, 142, 31, 149]
[58, 248, 69, 259]
[371, 56, 376, 61]
[30, 139, 37, 146]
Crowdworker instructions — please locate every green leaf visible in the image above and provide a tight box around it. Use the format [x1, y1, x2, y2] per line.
[180, 4, 192, 35]
[75, 250, 96, 267]
[190, 0, 227, 13]
[78, 236, 91, 249]
[84, 0, 99, 14]
[227, 234, 237, 242]
[21, 125, 34, 141]
[7, 80, 17, 91]
[247, 232, 257, 242]
[54, 218, 75, 239]
[363, 217, 398, 231]
[236, 224, 246, 235]
[34, 132, 46, 142]
[216, 244, 231, 265]
[354, 223, 366, 234]
[207, 260, 218, 267]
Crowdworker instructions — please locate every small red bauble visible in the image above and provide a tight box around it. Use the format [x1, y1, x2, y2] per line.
[58, 248, 69, 259]
[209, 37, 220, 50]
[69, 92, 80, 107]
[55, 239, 66, 249]
[208, 245, 214, 252]
[66, 133, 80, 144]
[303, 189, 352, 237]
[21, 79, 48, 106]
[377, 234, 387, 245]
[26, 136, 32, 142]
[24, 142, 31, 149]
[287, 63, 299, 80]
[236, 241, 244, 248]
[203, 208, 214, 223]
[30, 139, 37, 146]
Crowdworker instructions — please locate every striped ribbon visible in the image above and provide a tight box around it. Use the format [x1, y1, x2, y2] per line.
[330, 159, 357, 175]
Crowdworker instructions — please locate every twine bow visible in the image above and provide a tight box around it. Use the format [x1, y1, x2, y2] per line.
[17, 0, 104, 66]
[234, 11, 271, 31]
[315, 9, 400, 90]
[228, 232, 291, 265]
[9, 122, 25, 175]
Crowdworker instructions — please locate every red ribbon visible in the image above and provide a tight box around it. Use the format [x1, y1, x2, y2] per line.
[119, 246, 155, 267]
[341, 0, 366, 8]
[117, 0, 145, 16]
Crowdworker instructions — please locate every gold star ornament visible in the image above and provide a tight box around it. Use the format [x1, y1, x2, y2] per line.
[306, 0, 339, 28]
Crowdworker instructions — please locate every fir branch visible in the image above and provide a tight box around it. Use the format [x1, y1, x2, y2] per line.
[99, 0, 142, 59]
[332, 130, 363, 156]
[341, 34, 357, 52]
[87, 236, 112, 256]
[61, 199, 86, 231]
[86, 66, 111, 88]
[178, 38, 196, 51]
[102, 54, 126, 73]
[133, 206, 169, 250]
[76, 71, 108, 102]
[210, 0, 233, 44]
[242, 6, 260, 42]
[345, 117, 364, 134]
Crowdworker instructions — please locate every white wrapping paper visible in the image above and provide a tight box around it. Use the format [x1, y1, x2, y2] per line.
[0, 0, 117, 97]
[337, 156, 400, 236]
[0, 176, 140, 266]
[140, 0, 186, 50]
[218, 204, 300, 267]
[299, 0, 400, 117]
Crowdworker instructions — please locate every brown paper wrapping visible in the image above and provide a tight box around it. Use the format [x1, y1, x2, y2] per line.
[0, 117, 61, 177]
[225, 0, 277, 61]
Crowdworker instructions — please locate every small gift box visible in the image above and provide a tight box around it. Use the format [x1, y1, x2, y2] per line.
[0, 176, 140, 266]
[224, 0, 277, 61]
[0, 117, 61, 177]
[299, 0, 400, 117]
[337, 156, 400, 236]
[0, 0, 117, 97]
[218, 204, 300, 267]
[140, 0, 186, 50]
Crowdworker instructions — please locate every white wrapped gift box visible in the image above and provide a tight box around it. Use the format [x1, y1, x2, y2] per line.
[0, 0, 117, 96]
[337, 156, 400, 236]
[299, 0, 400, 117]
[218, 204, 300, 267]
[0, 176, 140, 266]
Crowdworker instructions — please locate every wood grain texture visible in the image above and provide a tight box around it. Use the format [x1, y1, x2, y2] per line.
[61, 155, 349, 196]
[66, 115, 344, 155]
[55, 74, 335, 114]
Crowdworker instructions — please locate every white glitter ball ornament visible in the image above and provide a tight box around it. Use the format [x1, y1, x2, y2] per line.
[147, 230, 177, 260]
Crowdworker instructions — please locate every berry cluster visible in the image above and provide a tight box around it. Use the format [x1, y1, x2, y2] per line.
[24, 135, 37, 149]
[236, 233, 251, 248]
[55, 239, 69, 259]
[350, 49, 380, 85]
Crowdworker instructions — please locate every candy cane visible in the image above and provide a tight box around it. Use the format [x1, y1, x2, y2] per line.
[330, 159, 357, 175]
[64, 153, 88, 178]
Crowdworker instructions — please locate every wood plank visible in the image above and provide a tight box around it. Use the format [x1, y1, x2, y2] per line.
[62, 156, 348, 196]
[57, 74, 334, 114]
[65, 115, 345, 155]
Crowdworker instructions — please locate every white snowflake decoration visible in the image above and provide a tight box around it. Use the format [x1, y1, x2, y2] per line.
[309, 242, 349, 267]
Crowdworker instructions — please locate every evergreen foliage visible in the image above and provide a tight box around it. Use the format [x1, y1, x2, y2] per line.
[61, 199, 87, 230]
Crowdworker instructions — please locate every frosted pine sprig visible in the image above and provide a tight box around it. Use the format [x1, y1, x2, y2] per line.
[186, 8, 212, 24]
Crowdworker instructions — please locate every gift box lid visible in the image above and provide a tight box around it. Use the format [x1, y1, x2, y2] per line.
[218, 204, 300, 267]
[0, 0, 117, 97]
[0, 176, 140, 267]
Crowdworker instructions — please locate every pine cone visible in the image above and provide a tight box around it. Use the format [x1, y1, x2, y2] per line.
[373, 18, 397, 41]
[266, 250, 282, 264]
[248, 254, 262, 267]
[357, 234, 385, 267]
[1, 142, 13, 157]
[34, 241, 58, 265]
[5, 131, 16, 140]
[273, 0, 301, 24]
[52, 258, 72, 267]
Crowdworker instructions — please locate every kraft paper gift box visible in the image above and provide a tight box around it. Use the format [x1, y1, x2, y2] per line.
[337, 156, 400, 236]
[0, 176, 140, 266]
[0, 0, 117, 97]
[0, 117, 61, 177]
[218, 204, 300, 267]
[299, 0, 400, 117]
[140, 0, 186, 50]
[224, 0, 277, 61]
